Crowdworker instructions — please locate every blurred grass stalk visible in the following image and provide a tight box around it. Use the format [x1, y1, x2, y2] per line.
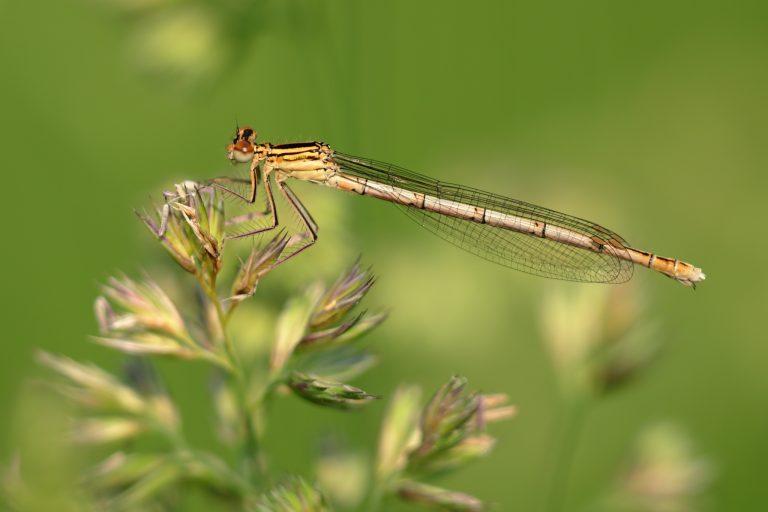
[601, 422, 715, 512]
[540, 284, 663, 512]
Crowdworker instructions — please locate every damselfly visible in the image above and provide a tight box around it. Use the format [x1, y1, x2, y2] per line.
[157, 127, 706, 287]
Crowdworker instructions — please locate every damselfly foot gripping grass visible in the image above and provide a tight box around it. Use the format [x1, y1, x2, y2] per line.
[150, 127, 705, 287]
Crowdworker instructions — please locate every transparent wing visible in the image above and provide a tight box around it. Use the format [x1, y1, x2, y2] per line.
[334, 153, 634, 283]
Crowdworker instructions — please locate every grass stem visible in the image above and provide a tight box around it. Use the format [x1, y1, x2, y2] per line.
[546, 394, 589, 512]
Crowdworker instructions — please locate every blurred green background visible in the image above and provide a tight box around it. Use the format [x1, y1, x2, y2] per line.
[1, 0, 766, 510]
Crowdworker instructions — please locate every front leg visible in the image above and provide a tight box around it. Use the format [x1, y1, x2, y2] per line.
[224, 162, 280, 240]
[208, 157, 261, 204]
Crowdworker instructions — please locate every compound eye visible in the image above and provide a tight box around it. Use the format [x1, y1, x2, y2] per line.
[227, 139, 255, 163]
[241, 127, 257, 143]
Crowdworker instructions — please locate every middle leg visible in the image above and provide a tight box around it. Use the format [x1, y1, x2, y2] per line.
[269, 175, 319, 267]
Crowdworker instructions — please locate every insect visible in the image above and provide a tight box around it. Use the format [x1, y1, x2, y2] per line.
[156, 126, 706, 287]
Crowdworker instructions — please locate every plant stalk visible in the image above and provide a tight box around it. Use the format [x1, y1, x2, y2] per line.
[203, 279, 263, 482]
[546, 394, 589, 512]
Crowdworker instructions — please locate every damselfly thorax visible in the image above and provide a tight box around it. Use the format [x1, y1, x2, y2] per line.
[227, 128, 338, 183]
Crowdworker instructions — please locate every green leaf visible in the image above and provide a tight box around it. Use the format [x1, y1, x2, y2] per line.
[110, 461, 182, 509]
[295, 346, 378, 382]
[90, 452, 167, 490]
[376, 384, 422, 484]
[271, 283, 324, 374]
[72, 418, 145, 444]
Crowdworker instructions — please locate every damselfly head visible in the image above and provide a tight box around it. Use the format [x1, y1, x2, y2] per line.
[226, 125, 258, 163]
